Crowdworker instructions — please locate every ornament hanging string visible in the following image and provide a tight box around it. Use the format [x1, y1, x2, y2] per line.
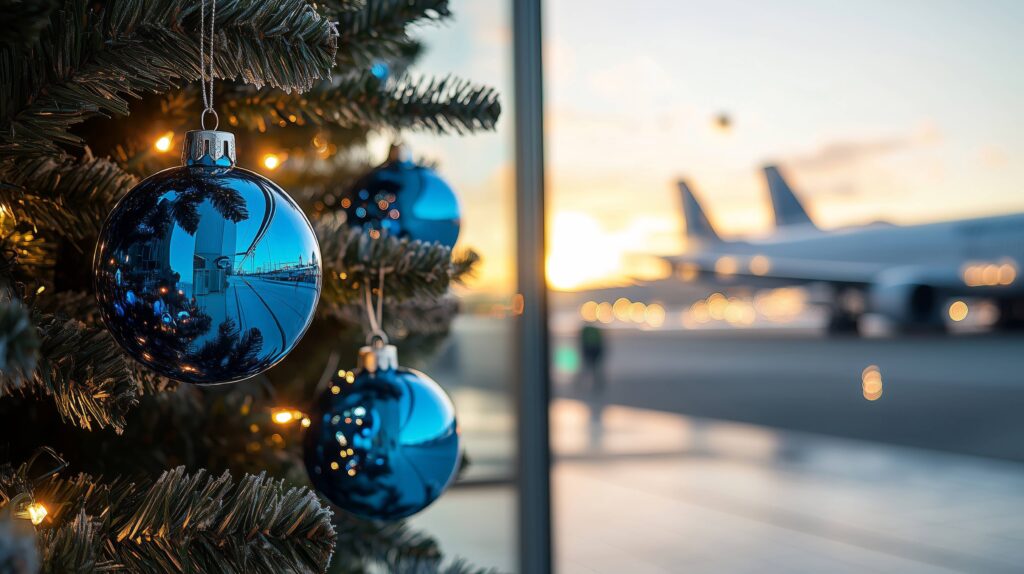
[376, 267, 385, 331]
[312, 350, 342, 397]
[199, 0, 218, 130]
[363, 268, 391, 346]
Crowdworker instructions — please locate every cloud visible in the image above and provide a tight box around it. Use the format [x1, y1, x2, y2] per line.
[782, 136, 912, 171]
[779, 123, 941, 172]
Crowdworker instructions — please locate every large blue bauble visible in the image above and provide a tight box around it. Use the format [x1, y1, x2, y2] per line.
[94, 133, 321, 385]
[342, 159, 460, 248]
[304, 349, 460, 520]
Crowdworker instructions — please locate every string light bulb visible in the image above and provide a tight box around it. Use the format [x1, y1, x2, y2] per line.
[26, 502, 47, 525]
[154, 132, 174, 153]
[272, 409, 294, 424]
[262, 153, 281, 170]
[272, 408, 306, 425]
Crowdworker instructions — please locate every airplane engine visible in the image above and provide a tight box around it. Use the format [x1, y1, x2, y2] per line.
[869, 268, 952, 332]
[869, 282, 939, 328]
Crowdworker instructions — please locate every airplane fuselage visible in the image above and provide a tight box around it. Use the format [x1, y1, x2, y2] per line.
[718, 213, 1024, 268]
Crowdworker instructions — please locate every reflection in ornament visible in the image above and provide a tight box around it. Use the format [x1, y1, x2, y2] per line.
[94, 130, 322, 384]
[304, 344, 460, 520]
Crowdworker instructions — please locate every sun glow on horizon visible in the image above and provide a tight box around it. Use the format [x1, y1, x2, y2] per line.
[546, 211, 621, 290]
[546, 211, 677, 290]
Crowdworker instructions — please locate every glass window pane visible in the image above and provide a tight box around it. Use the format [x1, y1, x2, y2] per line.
[548, 1, 1024, 572]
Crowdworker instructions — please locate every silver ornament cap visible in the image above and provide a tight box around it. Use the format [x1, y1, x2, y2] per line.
[358, 344, 399, 374]
[182, 130, 236, 165]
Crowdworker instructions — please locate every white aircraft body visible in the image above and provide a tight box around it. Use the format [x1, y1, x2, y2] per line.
[667, 166, 1024, 333]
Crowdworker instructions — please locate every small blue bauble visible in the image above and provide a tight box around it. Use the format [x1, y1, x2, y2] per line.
[342, 152, 460, 248]
[93, 130, 321, 384]
[304, 344, 460, 520]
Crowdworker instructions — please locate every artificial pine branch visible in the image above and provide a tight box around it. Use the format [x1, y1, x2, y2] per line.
[0, 463, 336, 573]
[21, 292, 182, 396]
[0, 299, 179, 458]
[0, 0, 339, 161]
[317, 222, 480, 307]
[26, 313, 138, 432]
[0, 311, 139, 433]
[37, 510, 112, 573]
[336, 0, 450, 68]
[0, 153, 137, 240]
[351, 74, 501, 134]
[225, 73, 500, 135]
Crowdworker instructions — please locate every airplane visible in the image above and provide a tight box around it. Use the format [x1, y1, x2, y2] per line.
[668, 166, 1024, 334]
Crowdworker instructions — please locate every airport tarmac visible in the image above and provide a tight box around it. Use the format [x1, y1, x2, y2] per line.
[553, 328, 1024, 461]
[418, 318, 1024, 571]
[417, 399, 1024, 573]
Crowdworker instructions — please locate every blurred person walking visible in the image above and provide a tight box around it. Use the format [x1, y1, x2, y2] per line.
[579, 323, 607, 404]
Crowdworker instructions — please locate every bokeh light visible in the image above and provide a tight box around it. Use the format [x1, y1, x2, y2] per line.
[579, 301, 598, 322]
[645, 303, 666, 327]
[948, 301, 969, 322]
[862, 365, 883, 401]
[749, 255, 771, 276]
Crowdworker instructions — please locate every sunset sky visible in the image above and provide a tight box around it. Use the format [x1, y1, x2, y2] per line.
[388, 0, 1024, 292]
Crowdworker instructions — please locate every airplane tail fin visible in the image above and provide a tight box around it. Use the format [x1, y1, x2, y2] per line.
[764, 165, 817, 230]
[678, 180, 721, 243]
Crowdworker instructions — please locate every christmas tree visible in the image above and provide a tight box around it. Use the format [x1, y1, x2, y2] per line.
[0, 0, 500, 571]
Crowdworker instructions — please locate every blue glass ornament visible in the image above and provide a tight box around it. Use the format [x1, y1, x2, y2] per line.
[94, 130, 322, 384]
[304, 344, 460, 520]
[341, 147, 460, 248]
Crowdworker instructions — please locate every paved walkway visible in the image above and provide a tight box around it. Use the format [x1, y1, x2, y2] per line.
[413, 399, 1024, 573]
